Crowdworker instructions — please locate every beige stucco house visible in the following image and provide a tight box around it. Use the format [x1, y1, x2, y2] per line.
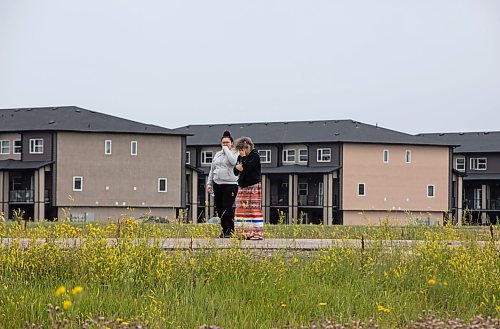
[0, 106, 188, 221]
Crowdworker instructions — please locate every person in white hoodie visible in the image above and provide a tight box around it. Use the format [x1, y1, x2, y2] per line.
[207, 130, 239, 237]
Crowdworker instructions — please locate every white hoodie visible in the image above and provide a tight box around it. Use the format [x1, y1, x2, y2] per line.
[207, 146, 239, 185]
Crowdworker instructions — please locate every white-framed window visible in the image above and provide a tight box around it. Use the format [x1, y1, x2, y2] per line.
[201, 151, 213, 164]
[0, 140, 10, 155]
[455, 157, 465, 171]
[317, 148, 331, 162]
[258, 150, 271, 163]
[383, 150, 389, 163]
[405, 150, 411, 163]
[427, 184, 435, 198]
[186, 151, 191, 164]
[299, 149, 308, 162]
[298, 183, 308, 196]
[283, 149, 296, 162]
[470, 158, 487, 170]
[105, 140, 112, 155]
[13, 140, 22, 154]
[29, 139, 43, 154]
[158, 178, 167, 192]
[130, 141, 137, 155]
[73, 176, 83, 191]
[358, 183, 366, 196]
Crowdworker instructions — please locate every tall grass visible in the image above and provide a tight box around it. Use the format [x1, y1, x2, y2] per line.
[0, 220, 498, 328]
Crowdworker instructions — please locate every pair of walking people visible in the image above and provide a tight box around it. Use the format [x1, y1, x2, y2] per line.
[206, 131, 264, 240]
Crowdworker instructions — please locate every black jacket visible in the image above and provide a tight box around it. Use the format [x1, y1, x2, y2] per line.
[233, 149, 261, 187]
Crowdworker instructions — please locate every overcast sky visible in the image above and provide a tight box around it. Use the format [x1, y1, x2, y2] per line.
[1, 0, 499, 134]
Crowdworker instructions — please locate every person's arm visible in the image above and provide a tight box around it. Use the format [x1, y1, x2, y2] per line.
[207, 154, 216, 192]
[240, 151, 260, 172]
[223, 146, 238, 165]
[233, 156, 242, 176]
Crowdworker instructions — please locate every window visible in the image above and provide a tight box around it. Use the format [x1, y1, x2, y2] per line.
[13, 140, 21, 154]
[131, 141, 137, 155]
[0, 140, 10, 154]
[317, 148, 331, 162]
[73, 176, 83, 191]
[201, 151, 213, 164]
[158, 178, 167, 192]
[383, 150, 389, 163]
[186, 151, 191, 164]
[298, 183, 308, 196]
[455, 157, 465, 171]
[258, 150, 271, 163]
[427, 185, 435, 198]
[105, 140, 112, 155]
[470, 158, 487, 170]
[299, 149, 308, 162]
[358, 183, 365, 196]
[283, 149, 296, 162]
[29, 139, 43, 154]
[405, 150, 411, 163]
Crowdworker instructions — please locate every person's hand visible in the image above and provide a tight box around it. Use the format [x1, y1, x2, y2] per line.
[235, 164, 243, 172]
[222, 145, 229, 152]
[207, 184, 214, 194]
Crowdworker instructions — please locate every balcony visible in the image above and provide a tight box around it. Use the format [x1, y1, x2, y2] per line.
[298, 195, 323, 207]
[10, 190, 34, 203]
[270, 195, 289, 206]
[465, 199, 500, 210]
[9, 189, 50, 203]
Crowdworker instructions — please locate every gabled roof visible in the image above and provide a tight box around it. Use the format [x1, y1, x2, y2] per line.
[175, 120, 454, 147]
[0, 160, 53, 170]
[0, 106, 188, 136]
[418, 131, 500, 153]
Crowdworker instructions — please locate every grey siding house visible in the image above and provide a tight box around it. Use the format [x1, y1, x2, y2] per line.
[177, 120, 454, 225]
[419, 131, 500, 225]
[0, 106, 188, 221]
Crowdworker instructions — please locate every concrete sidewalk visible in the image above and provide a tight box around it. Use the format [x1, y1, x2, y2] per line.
[1, 237, 498, 249]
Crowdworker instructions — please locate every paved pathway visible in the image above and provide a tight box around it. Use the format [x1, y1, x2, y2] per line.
[1, 238, 498, 249]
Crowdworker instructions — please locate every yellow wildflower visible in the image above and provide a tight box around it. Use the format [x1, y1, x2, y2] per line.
[427, 278, 436, 285]
[55, 286, 66, 297]
[62, 300, 72, 310]
[71, 286, 84, 295]
[280, 302, 287, 308]
[319, 302, 327, 306]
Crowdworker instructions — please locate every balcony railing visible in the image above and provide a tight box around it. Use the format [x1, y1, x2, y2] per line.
[465, 199, 500, 210]
[298, 195, 323, 206]
[9, 189, 51, 203]
[270, 195, 289, 206]
[10, 190, 34, 203]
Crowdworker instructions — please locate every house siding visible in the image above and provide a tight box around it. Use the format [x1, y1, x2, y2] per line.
[22, 132, 53, 162]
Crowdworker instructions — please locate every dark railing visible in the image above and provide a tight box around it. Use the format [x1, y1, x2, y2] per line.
[10, 190, 34, 203]
[298, 195, 322, 206]
[270, 195, 289, 206]
[465, 199, 500, 210]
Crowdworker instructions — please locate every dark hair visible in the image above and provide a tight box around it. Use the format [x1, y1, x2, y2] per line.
[234, 136, 254, 150]
[221, 130, 233, 143]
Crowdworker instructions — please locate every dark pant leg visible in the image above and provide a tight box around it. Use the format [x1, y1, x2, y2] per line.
[213, 183, 224, 220]
[220, 184, 238, 234]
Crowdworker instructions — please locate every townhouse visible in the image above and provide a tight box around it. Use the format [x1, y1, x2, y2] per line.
[0, 106, 188, 221]
[419, 131, 500, 225]
[178, 120, 455, 225]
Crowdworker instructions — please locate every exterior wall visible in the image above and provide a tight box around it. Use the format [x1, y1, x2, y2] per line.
[55, 132, 184, 219]
[0, 133, 22, 160]
[186, 147, 197, 167]
[254, 144, 279, 168]
[309, 143, 341, 167]
[343, 210, 445, 225]
[281, 144, 308, 166]
[342, 143, 450, 224]
[199, 146, 220, 168]
[454, 152, 500, 173]
[22, 132, 54, 161]
[57, 206, 176, 222]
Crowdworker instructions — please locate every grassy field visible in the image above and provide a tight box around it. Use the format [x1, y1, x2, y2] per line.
[0, 220, 499, 328]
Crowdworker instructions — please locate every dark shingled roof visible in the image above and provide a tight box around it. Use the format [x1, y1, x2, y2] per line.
[418, 131, 500, 153]
[176, 120, 454, 146]
[0, 160, 53, 170]
[0, 106, 188, 135]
